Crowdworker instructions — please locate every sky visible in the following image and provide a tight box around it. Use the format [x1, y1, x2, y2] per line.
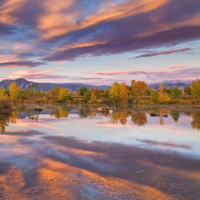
[0, 0, 200, 85]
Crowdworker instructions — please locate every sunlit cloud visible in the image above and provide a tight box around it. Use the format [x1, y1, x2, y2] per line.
[0, 0, 199, 82]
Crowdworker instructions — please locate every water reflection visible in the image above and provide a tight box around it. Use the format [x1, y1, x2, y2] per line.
[50, 107, 71, 119]
[0, 131, 200, 199]
[0, 113, 9, 134]
[131, 111, 147, 126]
[1, 104, 200, 134]
[191, 112, 200, 130]
[170, 110, 180, 122]
[0, 104, 200, 199]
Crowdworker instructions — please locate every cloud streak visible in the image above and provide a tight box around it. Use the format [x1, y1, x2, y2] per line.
[135, 48, 191, 58]
[0, 61, 46, 68]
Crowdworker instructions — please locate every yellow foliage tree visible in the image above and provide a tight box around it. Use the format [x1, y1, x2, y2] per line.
[158, 84, 171, 104]
[58, 88, 71, 102]
[0, 86, 6, 98]
[191, 79, 200, 98]
[109, 82, 120, 103]
[9, 82, 20, 101]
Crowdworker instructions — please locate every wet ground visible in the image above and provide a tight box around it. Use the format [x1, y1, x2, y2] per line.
[0, 104, 200, 200]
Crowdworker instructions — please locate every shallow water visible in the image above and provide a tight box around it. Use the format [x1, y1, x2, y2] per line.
[0, 104, 200, 200]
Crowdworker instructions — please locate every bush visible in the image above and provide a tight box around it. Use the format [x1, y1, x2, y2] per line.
[0, 97, 11, 109]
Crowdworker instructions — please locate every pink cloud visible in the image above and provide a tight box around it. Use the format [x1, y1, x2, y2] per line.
[95, 70, 133, 75]
[165, 64, 188, 69]
[7, 68, 67, 80]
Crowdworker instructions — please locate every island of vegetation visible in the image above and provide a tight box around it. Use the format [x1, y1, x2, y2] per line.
[0, 79, 200, 108]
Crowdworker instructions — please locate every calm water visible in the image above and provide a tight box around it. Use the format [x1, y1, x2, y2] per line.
[0, 104, 200, 200]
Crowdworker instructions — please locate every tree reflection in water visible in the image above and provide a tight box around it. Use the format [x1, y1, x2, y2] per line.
[131, 111, 147, 126]
[50, 107, 71, 119]
[191, 112, 200, 130]
[170, 110, 180, 122]
[119, 111, 129, 125]
[1, 105, 200, 134]
[0, 116, 9, 134]
[110, 112, 120, 124]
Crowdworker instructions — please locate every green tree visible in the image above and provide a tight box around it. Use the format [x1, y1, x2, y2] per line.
[184, 86, 192, 95]
[146, 87, 154, 96]
[78, 87, 88, 96]
[9, 82, 20, 101]
[150, 91, 159, 103]
[191, 79, 200, 98]
[170, 87, 181, 99]
[58, 88, 71, 102]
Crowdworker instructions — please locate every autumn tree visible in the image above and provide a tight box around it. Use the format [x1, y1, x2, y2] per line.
[50, 86, 61, 96]
[109, 82, 120, 103]
[158, 83, 170, 103]
[89, 89, 97, 103]
[9, 82, 20, 101]
[58, 88, 71, 102]
[191, 79, 200, 98]
[0, 86, 6, 98]
[119, 82, 129, 103]
[132, 81, 147, 96]
[131, 80, 135, 89]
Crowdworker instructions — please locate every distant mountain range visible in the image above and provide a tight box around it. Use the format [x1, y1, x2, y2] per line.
[0, 78, 192, 92]
[148, 80, 192, 90]
[0, 78, 108, 92]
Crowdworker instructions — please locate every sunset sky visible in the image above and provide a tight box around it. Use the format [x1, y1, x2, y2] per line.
[0, 0, 200, 85]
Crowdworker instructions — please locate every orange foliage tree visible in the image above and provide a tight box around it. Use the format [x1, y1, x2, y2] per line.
[132, 80, 147, 97]
[119, 82, 129, 103]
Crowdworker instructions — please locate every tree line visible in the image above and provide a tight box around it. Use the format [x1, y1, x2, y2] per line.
[0, 79, 200, 104]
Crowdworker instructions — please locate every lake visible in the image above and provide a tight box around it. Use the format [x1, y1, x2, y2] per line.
[0, 104, 200, 200]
